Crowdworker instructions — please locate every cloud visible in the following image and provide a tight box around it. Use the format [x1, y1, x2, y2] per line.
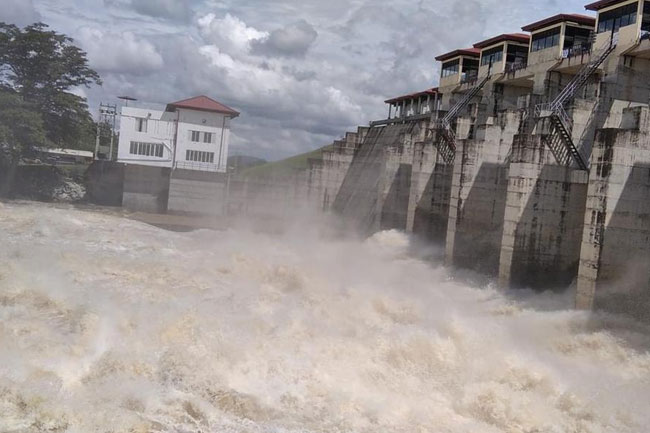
[35, 0, 590, 160]
[0, 0, 40, 26]
[197, 13, 267, 53]
[252, 20, 318, 58]
[78, 27, 164, 75]
[130, 0, 194, 23]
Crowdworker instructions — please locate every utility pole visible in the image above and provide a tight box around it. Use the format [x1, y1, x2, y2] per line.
[95, 103, 117, 161]
[94, 121, 101, 160]
[108, 110, 116, 160]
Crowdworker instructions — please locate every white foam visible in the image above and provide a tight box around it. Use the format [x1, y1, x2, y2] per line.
[1, 201, 649, 432]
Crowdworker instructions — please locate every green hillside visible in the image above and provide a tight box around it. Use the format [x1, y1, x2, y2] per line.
[242, 144, 333, 178]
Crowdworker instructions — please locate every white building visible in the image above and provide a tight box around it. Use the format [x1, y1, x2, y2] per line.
[117, 95, 239, 173]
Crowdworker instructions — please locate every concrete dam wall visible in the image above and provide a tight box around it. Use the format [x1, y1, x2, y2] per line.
[236, 52, 650, 320]
[333, 122, 422, 234]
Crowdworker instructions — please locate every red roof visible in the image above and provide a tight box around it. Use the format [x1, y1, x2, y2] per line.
[474, 33, 531, 49]
[585, 0, 630, 10]
[435, 47, 481, 62]
[385, 88, 439, 104]
[522, 14, 596, 32]
[166, 95, 239, 117]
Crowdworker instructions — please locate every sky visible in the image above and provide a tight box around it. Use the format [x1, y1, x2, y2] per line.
[1, 0, 592, 161]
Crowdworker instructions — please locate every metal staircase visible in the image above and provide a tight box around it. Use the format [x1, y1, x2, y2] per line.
[434, 75, 490, 164]
[536, 37, 617, 170]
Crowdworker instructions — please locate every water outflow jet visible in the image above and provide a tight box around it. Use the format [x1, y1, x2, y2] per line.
[1, 201, 649, 432]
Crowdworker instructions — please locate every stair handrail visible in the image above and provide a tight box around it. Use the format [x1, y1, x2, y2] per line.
[535, 103, 553, 118]
[432, 73, 489, 164]
[549, 37, 617, 111]
[555, 105, 573, 132]
[433, 118, 455, 141]
[443, 74, 490, 123]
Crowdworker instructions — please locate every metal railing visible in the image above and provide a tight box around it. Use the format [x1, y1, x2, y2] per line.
[562, 43, 592, 59]
[532, 37, 616, 170]
[429, 74, 490, 164]
[504, 62, 528, 74]
[443, 75, 490, 123]
[460, 72, 479, 85]
[542, 37, 616, 113]
[555, 105, 573, 132]
[432, 119, 457, 164]
[433, 119, 456, 140]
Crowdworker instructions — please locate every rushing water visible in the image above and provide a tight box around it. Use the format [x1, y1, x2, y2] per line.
[1, 201, 650, 433]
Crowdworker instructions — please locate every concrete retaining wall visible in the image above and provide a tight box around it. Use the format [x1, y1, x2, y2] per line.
[122, 165, 170, 214]
[333, 122, 425, 234]
[86, 161, 124, 206]
[167, 169, 227, 216]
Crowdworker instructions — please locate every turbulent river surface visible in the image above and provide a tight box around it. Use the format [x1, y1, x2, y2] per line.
[2, 201, 650, 433]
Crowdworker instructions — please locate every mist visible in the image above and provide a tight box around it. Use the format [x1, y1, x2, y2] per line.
[1, 200, 649, 432]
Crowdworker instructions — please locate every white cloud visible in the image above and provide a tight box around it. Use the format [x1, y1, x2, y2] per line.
[34, 0, 592, 160]
[77, 27, 164, 75]
[0, 0, 40, 26]
[197, 13, 267, 54]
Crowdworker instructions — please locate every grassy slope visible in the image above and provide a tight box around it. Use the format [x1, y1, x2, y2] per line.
[241, 144, 333, 178]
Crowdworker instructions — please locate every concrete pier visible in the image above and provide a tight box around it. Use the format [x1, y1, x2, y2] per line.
[407, 137, 453, 243]
[499, 133, 588, 289]
[577, 107, 650, 320]
[445, 111, 518, 275]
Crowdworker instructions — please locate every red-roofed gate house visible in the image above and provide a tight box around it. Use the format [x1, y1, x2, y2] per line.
[116, 95, 239, 215]
[117, 95, 239, 173]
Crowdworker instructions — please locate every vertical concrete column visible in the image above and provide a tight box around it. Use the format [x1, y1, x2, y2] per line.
[499, 133, 588, 290]
[576, 132, 612, 310]
[577, 107, 650, 318]
[445, 139, 468, 267]
[445, 112, 519, 275]
[406, 127, 432, 233]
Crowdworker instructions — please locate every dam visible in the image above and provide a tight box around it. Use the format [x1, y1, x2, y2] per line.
[237, 1, 650, 320]
[5, 1, 650, 432]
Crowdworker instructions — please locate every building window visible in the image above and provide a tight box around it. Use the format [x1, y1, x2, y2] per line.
[203, 132, 213, 143]
[461, 58, 479, 81]
[135, 118, 148, 133]
[481, 45, 504, 66]
[190, 130, 201, 142]
[441, 59, 460, 77]
[129, 141, 164, 158]
[531, 27, 561, 52]
[506, 44, 529, 67]
[597, 3, 639, 33]
[185, 150, 215, 163]
[564, 26, 593, 50]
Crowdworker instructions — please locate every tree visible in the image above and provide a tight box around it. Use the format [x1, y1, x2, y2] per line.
[0, 88, 48, 196]
[0, 22, 101, 150]
[0, 89, 47, 156]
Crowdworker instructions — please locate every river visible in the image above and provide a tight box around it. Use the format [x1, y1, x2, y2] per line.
[1, 201, 649, 432]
